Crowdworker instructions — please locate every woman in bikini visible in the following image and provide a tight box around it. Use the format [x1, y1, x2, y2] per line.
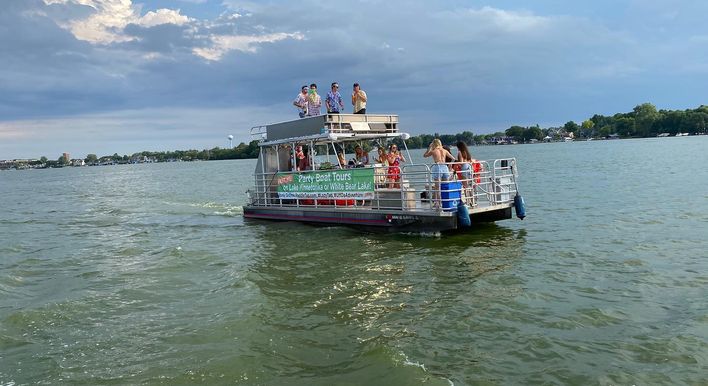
[424, 139, 455, 208]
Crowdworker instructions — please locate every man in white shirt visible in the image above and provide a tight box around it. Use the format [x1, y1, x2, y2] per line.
[293, 85, 308, 118]
[351, 83, 367, 114]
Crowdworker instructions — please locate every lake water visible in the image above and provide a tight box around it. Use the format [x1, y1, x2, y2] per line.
[1, 137, 707, 385]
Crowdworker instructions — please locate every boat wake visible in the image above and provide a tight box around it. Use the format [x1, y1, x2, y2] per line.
[188, 201, 244, 217]
[400, 231, 443, 238]
[399, 352, 454, 386]
[213, 206, 244, 217]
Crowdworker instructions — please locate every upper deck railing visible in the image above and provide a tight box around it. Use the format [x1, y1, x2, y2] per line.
[251, 114, 399, 144]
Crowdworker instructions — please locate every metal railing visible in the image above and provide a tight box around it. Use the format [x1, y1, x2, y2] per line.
[246, 159, 518, 213]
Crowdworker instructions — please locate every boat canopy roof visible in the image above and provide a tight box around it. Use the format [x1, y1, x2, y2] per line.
[251, 114, 405, 146]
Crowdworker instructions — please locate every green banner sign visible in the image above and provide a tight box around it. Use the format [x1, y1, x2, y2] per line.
[276, 168, 375, 199]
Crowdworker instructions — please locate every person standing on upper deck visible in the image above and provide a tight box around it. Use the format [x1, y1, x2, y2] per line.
[293, 85, 308, 118]
[306, 83, 321, 116]
[326, 82, 344, 114]
[352, 83, 367, 114]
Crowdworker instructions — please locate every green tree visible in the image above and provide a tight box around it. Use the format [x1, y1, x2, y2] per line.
[580, 120, 595, 137]
[456, 131, 475, 145]
[523, 126, 543, 142]
[505, 126, 525, 141]
[598, 125, 612, 138]
[633, 103, 659, 137]
[563, 121, 579, 134]
[85, 154, 98, 164]
[615, 117, 636, 137]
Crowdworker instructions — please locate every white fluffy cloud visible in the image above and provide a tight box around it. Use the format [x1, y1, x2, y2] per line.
[193, 32, 304, 61]
[41, 0, 302, 60]
[43, 0, 183, 44]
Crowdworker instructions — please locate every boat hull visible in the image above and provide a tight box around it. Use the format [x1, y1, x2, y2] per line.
[243, 205, 512, 233]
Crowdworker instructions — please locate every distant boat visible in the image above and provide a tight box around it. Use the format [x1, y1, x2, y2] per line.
[563, 137, 574, 142]
[676, 132, 689, 137]
[658, 133, 670, 137]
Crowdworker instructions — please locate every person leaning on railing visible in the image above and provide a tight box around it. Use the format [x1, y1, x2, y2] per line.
[424, 139, 455, 208]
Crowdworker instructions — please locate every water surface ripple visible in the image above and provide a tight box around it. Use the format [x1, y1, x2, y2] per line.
[1, 137, 707, 385]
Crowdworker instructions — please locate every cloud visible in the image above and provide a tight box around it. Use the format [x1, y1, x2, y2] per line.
[192, 31, 304, 60]
[41, 0, 302, 61]
[138, 8, 190, 28]
[3, 0, 708, 159]
[42, 0, 192, 44]
[436, 6, 550, 33]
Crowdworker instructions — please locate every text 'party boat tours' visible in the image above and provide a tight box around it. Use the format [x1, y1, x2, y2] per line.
[244, 114, 525, 232]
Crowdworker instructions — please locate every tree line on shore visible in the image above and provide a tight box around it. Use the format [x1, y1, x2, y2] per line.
[389, 103, 707, 148]
[503, 103, 708, 142]
[6, 103, 706, 169]
[4, 142, 262, 169]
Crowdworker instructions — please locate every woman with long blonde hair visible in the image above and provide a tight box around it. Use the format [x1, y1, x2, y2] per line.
[424, 139, 455, 208]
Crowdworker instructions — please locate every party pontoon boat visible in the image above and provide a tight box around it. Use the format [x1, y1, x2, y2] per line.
[244, 114, 524, 232]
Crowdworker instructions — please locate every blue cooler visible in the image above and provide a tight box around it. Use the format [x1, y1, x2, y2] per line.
[440, 181, 462, 211]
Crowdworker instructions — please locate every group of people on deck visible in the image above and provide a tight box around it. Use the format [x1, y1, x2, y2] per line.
[424, 139, 478, 206]
[335, 144, 405, 188]
[293, 82, 367, 117]
[374, 144, 406, 188]
[290, 83, 477, 206]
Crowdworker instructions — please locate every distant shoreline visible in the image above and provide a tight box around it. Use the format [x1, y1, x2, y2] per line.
[2, 132, 706, 171]
[4, 103, 706, 170]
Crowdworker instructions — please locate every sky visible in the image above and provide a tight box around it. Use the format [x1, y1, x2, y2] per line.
[1, 0, 707, 159]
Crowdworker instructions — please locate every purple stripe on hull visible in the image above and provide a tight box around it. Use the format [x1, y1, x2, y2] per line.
[244, 211, 390, 225]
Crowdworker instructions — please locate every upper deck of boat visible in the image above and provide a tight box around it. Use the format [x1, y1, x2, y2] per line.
[251, 114, 401, 146]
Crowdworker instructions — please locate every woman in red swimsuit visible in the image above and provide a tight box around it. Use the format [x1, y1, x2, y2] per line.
[386, 144, 406, 188]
